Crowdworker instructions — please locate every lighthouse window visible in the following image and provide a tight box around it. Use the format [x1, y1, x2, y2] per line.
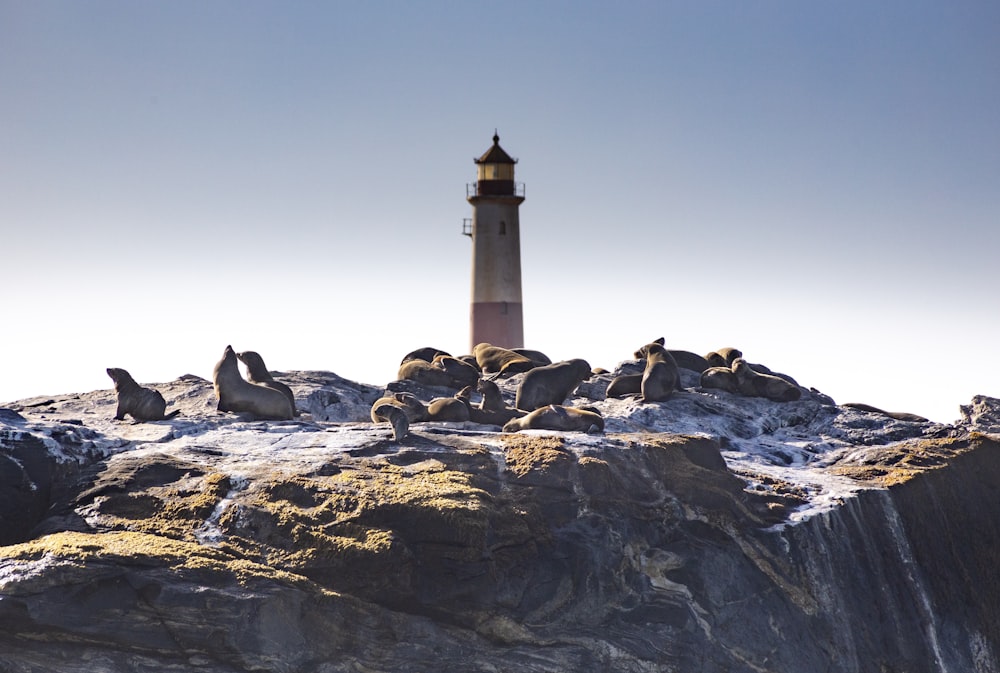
[499, 221, 506, 235]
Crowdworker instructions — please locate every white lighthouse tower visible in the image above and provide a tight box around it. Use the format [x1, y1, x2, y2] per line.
[465, 132, 525, 351]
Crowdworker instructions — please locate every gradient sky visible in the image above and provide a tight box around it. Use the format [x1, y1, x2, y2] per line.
[2, 1, 998, 423]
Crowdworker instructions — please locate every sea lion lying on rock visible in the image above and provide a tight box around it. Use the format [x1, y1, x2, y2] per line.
[503, 404, 604, 434]
[106, 368, 179, 421]
[669, 350, 711, 373]
[515, 358, 593, 412]
[705, 347, 743, 368]
[236, 350, 298, 416]
[213, 345, 294, 420]
[699, 366, 739, 393]
[511, 348, 552, 365]
[745, 361, 800, 388]
[397, 359, 462, 389]
[732, 357, 801, 402]
[843, 402, 928, 423]
[473, 343, 539, 378]
[425, 394, 471, 422]
[370, 391, 428, 440]
[636, 338, 710, 373]
[431, 355, 481, 389]
[400, 346, 451, 365]
[606, 374, 642, 399]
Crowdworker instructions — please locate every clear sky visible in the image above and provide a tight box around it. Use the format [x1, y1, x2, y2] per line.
[2, 1, 998, 423]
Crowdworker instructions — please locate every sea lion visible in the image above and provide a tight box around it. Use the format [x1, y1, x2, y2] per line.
[731, 358, 801, 402]
[476, 378, 506, 413]
[397, 359, 459, 388]
[634, 341, 680, 403]
[472, 343, 538, 378]
[106, 368, 179, 421]
[370, 391, 428, 440]
[425, 394, 471, 422]
[431, 354, 481, 388]
[746, 362, 800, 388]
[606, 374, 642, 399]
[843, 402, 928, 423]
[635, 338, 710, 373]
[669, 350, 711, 373]
[699, 366, 739, 393]
[705, 347, 743, 368]
[511, 348, 552, 365]
[458, 354, 480, 368]
[236, 350, 298, 416]
[515, 358, 593, 412]
[213, 345, 294, 420]
[400, 346, 451, 365]
[462, 379, 523, 425]
[502, 404, 604, 434]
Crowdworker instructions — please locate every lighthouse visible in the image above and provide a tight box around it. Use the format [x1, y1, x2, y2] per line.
[465, 132, 525, 351]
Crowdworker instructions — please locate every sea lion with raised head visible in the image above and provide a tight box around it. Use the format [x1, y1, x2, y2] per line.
[370, 391, 428, 440]
[106, 368, 180, 421]
[515, 358, 593, 412]
[213, 345, 294, 420]
[731, 357, 801, 402]
[634, 341, 680, 403]
[502, 404, 604, 434]
[236, 350, 298, 416]
[462, 379, 524, 425]
[476, 378, 506, 412]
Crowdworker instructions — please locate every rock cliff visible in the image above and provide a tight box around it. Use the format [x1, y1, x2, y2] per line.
[1, 368, 998, 673]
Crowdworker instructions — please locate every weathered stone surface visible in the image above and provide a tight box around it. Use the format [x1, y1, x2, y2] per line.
[0, 371, 997, 672]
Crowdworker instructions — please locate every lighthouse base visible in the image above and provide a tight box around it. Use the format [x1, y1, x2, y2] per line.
[470, 302, 523, 351]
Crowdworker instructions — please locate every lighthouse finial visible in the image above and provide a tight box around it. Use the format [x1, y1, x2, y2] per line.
[493, 129, 499, 145]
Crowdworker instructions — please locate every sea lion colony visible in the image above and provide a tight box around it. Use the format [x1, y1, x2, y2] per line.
[104, 337, 919, 438]
[99, 337, 836, 440]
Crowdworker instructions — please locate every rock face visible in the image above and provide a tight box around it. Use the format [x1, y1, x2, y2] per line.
[1, 372, 999, 673]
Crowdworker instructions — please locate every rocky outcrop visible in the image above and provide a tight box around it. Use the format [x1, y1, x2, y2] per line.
[0, 374, 997, 672]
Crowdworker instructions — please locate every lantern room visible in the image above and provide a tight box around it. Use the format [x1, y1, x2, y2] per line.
[473, 133, 518, 196]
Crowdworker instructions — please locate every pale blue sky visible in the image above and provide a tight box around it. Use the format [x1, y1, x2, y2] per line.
[2, 1, 998, 422]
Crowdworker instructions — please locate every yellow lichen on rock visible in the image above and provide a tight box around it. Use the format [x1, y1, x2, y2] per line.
[0, 530, 310, 587]
[830, 436, 976, 486]
[501, 434, 569, 477]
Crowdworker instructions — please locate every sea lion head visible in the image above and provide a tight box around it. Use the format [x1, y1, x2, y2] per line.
[568, 358, 593, 380]
[236, 350, 268, 376]
[106, 367, 131, 387]
[634, 338, 665, 360]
